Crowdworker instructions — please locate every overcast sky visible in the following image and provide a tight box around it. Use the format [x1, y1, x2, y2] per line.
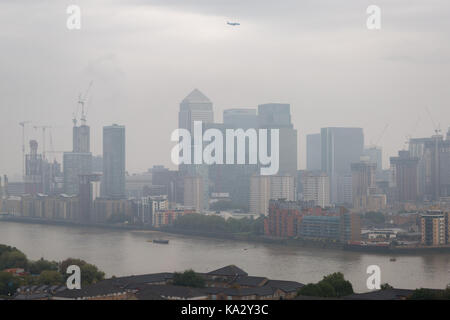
[1, 0, 450, 179]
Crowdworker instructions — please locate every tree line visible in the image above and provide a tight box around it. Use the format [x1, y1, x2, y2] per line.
[0, 244, 105, 297]
[170, 213, 265, 236]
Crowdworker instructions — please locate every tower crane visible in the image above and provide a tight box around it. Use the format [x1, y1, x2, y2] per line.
[370, 124, 389, 148]
[19, 121, 31, 179]
[425, 106, 442, 136]
[78, 81, 93, 126]
[33, 125, 52, 160]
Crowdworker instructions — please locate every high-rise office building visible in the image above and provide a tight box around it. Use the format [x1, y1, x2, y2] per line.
[208, 110, 259, 209]
[178, 89, 214, 210]
[178, 89, 214, 132]
[73, 125, 90, 153]
[63, 153, 92, 195]
[321, 127, 364, 204]
[306, 133, 321, 171]
[64, 122, 92, 195]
[258, 103, 297, 177]
[150, 165, 184, 205]
[351, 157, 377, 210]
[223, 108, 258, 128]
[78, 173, 101, 222]
[408, 135, 450, 201]
[390, 150, 419, 203]
[102, 124, 126, 199]
[24, 140, 44, 194]
[257, 103, 292, 128]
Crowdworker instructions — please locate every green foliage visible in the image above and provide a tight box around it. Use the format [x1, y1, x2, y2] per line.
[209, 201, 245, 212]
[0, 243, 107, 296]
[37, 270, 63, 285]
[60, 258, 105, 286]
[296, 283, 323, 296]
[321, 272, 354, 297]
[28, 258, 58, 275]
[297, 272, 354, 298]
[0, 271, 21, 296]
[171, 213, 264, 235]
[408, 288, 450, 300]
[0, 248, 28, 270]
[380, 283, 393, 290]
[172, 269, 205, 288]
[442, 288, 450, 300]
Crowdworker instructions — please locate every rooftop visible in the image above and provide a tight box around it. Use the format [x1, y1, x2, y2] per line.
[181, 89, 211, 104]
[207, 265, 248, 277]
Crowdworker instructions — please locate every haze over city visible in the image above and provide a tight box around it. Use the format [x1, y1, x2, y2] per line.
[1, 0, 450, 178]
[1, 0, 450, 304]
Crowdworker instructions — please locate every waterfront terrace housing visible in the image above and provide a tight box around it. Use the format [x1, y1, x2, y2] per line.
[17, 265, 304, 300]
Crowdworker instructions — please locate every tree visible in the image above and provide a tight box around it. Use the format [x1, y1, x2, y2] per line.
[320, 272, 353, 297]
[29, 258, 58, 275]
[0, 271, 21, 296]
[0, 250, 28, 270]
[442, 288, 450, 300]
[297, 283, 323, 297]
[38, 270, 63, 285]
[380, 283, 393, 290]
[297, 272, 353, 298]
[171, 213, 264, 236]
[172, 269, 205, 288]
[408, 288, 440, 300]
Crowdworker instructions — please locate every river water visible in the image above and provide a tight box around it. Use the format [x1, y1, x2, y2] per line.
[0, 221, 449, 292]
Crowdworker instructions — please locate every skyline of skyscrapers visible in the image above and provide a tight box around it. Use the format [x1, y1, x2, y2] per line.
[4, 87, 450, 217]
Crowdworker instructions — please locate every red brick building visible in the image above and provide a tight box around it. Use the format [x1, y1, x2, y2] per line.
[265, 200, 303, 237]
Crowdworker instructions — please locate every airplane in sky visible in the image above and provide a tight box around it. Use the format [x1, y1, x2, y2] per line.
[227, 21, 240, 26]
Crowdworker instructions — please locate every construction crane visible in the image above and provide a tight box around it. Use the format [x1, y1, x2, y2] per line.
[425, 106, 442, 136]
[46, 127, 65, 161]
[369, 124, 389, 148]
[33, 125, 52, 160]
[19, 121, 31, 178]
[78, 81, 93, 126]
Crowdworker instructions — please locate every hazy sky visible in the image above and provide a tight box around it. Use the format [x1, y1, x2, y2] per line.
[1, 0, 450, 179]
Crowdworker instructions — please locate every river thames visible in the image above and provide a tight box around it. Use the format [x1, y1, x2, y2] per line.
[1, 221, 449, 292]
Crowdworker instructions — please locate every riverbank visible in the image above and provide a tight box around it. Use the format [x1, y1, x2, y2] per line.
[1, 215, 449, 254]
